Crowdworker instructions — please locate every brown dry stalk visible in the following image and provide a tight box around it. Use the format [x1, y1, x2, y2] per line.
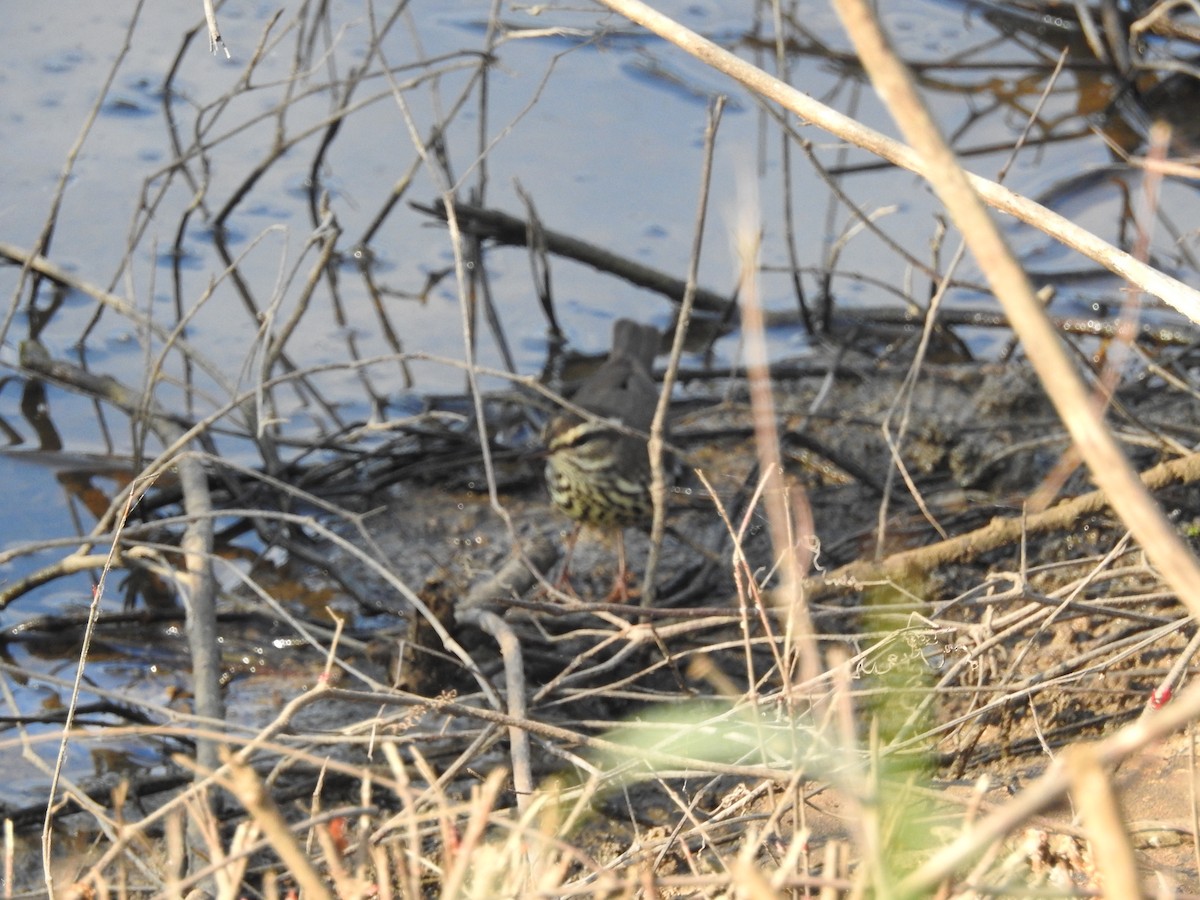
[1064, 744, 1142, 898]
[221, 751, 332, 900]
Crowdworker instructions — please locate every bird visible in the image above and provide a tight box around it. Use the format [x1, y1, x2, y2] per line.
[543, 318, 663, 599]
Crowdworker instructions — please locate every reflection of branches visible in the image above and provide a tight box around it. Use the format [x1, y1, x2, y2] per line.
[0, 0, 149, 352]
[129, 4, 496, 451]
[0, 240, 239, 415]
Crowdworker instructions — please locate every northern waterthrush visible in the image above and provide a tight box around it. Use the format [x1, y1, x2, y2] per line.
[543, 318, 662, 594]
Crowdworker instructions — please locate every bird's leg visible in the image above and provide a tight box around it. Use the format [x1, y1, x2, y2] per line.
[603, 530, 640, 603]
[553, 522, 584, 597]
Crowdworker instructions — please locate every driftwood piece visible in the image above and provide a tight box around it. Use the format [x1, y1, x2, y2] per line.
[412, 199, 736, 315]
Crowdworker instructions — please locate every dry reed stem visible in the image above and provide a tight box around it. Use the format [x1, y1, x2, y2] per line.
[1065, 743, 1142, 899]
[41, 473, 151, 896]
[644, 95, 724, 608]
[200, 0, 227, 57]
[221, 751, 332, 900]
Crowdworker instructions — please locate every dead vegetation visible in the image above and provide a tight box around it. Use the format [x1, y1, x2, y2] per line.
[4, 0, 1200, 897]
